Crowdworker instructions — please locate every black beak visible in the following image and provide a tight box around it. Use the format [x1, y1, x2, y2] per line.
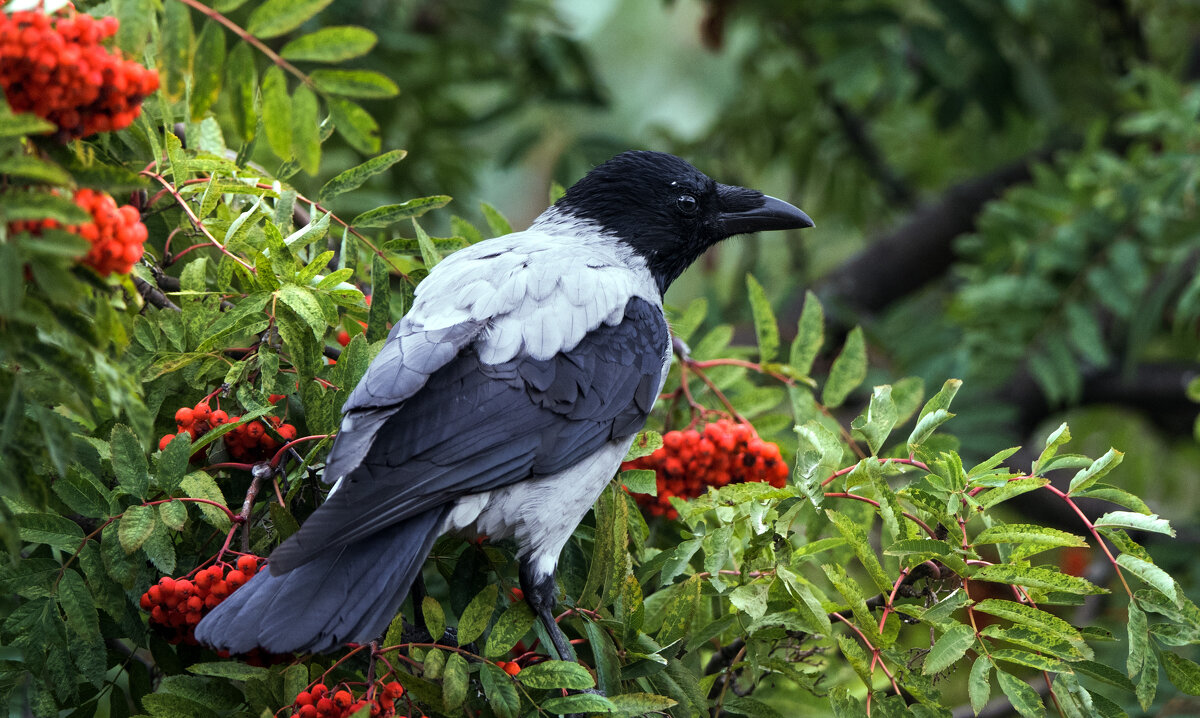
[719, 192, 814, 237]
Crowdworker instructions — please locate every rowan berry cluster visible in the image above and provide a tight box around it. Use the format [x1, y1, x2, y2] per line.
[158, 399, 297, 463]
[622, 419, 788, 520]
[0, 8, 159, 140]
[292, 681, 407, 718]
[7, 189, 148, 276]
[139, 555, 260, 644]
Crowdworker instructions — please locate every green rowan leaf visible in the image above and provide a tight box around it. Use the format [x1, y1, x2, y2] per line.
[822, 327, 866, 407]
[118, 504, 155, 553]
[328, 97, 380, 154]
[247, 0, 335, 38]
[291, 85, 321, 176]
[970, 564, 1105, 595]
[226, 43, 257, 141]
[826, 509, 891, 594]
[1162, 652, 1200, 696]
[456, 584, 497, 646]
[352, 196, 451, 229]
[281, 27, 378, 62]
[262, 66, 292, 161]
[1094, 511, 1174, 536]
[159, 501, 188, 531]
[319, 150, 406, 203]
[1033, 422, 1071, 474]
[907, 409, 954, 453]
[190, 22, 226, 119]
[479, 663, 519, 718]
[658, 574, 701, 644]
[789, 290, 824, 376]
[1116, 554, 1178, 605]
[311, 69, 399, 99]
[110, 424, 149, 498]
[851, 384, 897, 456]
[484, 600, 535, 658]
[996, 670, 1046, 718]
[924, 622, 976, 674]
[54, 466, 111, 519]
[976, 477, 1050, 510]
[745, 274, 779, 362]
[620, 469, 657, 495]
[180, 472, 231, 531]
[969, 655, 992, 714]
[480, 202, 512, 236]
[1068, 448, 1124, 495]
[991, 649, 1067, 672]
[441, 651, 468, 711]
[516, 660, 595, 690]
[541, 693, 616, 714]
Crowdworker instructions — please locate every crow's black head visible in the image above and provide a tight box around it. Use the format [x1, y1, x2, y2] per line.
[552, 151, 813, 293]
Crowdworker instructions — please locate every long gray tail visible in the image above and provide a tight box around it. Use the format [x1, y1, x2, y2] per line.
[194, 507, 448, 655]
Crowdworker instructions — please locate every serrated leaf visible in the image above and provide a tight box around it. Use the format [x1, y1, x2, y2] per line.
[972, 599, 1087, 650]
[996, 670, 1046, 718]
[1094, 511, 1174, 536]
[195, 292, 271, 351]
[1116, 554, 1178, 605]
[745, 274, 779, 362]
[976, 477, 1050, 510]
[367, 254, 390, 343]
[516, 660, 595, 690]
[118, 504, 155, 553]
[924, 622, 975, 674]
[328, 97, 380, 154]
[971, 564, 1105, 595]
[790, 290, 824, 376]
[480, 202, 512, 236]
[319, 150, 406, 203]
[851, 384, 897, 456]
[54, 466, 111, 519]
[624, 430, 662, 461]
[281, 26, 377, 62]
[822, 327, 866, 407]
[421, 595, 444, 641]
[0, 155, 71, 185]
[1033, 422, 1071, 474]
[226, 42, 257, 141]
[969, 655, 992, 714]
[1073, 484, 1150, 514]
[187, 662, 272, 680]
[973, 524, 1087, 550]
[0, 110, 54, 137]
[441, 651, 468, 711]
[160, 0, 192, 99]
[1068, 448, 1124, 494]
[277, 285, 326, 341]
[247, 0, 335, 38]
[158, 501, 188, 531]
[262, 66, 292, 162]
[456, 584, 497, 646]
[110, 424, 149, 498]
[189, 21, 225, 119]
[484, 600, 535, 658]
[180, 472, 231, 531]
[991, 649, 1067, 672]
[541, 693, 616, 713]
[352, 196, 451, 228]
[826, 509, 891, 595]
[291, 85, 321, 175]
[907, 408, 954, 453]
[621, 469, 657, 495]
[479, 663, 519, 718]
[413, 219, 440, 267]
[311, 69, 399, 99]
[57, 569, 104, 685]
[658, 574, 701, 644]
[1162, 652, 1200, 696]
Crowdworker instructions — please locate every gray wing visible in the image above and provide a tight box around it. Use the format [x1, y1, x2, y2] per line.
[271, 295, 668, 574]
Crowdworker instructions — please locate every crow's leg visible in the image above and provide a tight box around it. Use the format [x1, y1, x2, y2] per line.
[519, 562, 575, 662]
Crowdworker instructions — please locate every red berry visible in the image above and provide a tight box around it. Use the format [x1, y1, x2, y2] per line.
[503, 662, 521, 675]
[175, 407, 194, 426]
[193, 402, 211, 421]
[210, 409, 229, 424]
[300, 705, 318, 718]
[237, 555, 258, 573]
[159, 434, 175, 451]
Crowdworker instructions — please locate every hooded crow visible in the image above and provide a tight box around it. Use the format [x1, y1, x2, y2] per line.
[195, 150, 813, 658]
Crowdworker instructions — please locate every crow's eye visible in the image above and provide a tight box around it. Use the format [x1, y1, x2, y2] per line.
[675, 194, 698, 216]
